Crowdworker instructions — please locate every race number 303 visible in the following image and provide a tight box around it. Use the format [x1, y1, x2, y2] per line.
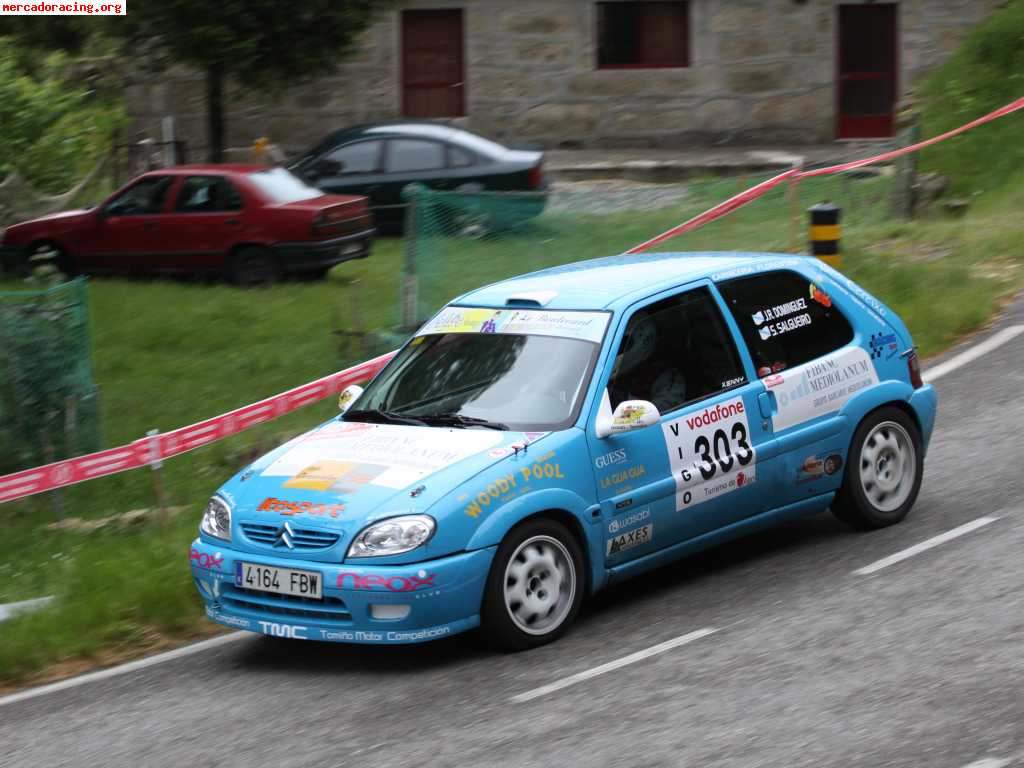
[662, 396, 757, 510]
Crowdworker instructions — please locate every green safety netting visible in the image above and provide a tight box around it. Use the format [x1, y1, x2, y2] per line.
[0, 277, 101, 473]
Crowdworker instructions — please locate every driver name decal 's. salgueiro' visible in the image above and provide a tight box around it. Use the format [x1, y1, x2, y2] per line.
[662, 396, 757, 510]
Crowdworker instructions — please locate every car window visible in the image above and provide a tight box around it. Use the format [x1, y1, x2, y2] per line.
[174, 176, 244, 212]
[246, 168, 323, 203]
[448, 145, 476, 168]
[104, 176, 173, 216]
[718, 270, 854, 377]
[607, 287, 746, 414]
[324, 140, 382, 174]
[386, 139, 446, 173]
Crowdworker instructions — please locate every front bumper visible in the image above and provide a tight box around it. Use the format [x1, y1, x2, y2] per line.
[273, 227, 374, 273]
[190, 538, 495, 644]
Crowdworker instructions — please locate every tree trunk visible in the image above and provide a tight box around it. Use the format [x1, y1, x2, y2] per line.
[206, 64, 225, 163]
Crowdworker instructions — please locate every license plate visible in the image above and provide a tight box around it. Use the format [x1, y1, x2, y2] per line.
[235, 561, 322, 599]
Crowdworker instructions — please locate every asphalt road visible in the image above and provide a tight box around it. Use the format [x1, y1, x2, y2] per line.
[2, 299, 1023, 768]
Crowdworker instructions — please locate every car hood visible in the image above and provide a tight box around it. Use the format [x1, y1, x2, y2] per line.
[219, 419, 547, 559]
[7, 209, 91, 231]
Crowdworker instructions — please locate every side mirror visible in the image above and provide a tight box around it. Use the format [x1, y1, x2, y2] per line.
[314, 158, 343, 178]
[337, 384, 363, 413]
[595, 399, 661, 439]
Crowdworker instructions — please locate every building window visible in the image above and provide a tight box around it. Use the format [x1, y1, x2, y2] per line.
[597, 1, 690, 69]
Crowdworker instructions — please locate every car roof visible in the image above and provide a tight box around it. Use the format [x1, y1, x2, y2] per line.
[311, 121, 511, 158]
[143, 164, 267, 175]
[453, 252, 810, 312]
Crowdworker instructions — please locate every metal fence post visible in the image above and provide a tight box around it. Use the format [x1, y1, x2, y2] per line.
[401, 185, 424, 331]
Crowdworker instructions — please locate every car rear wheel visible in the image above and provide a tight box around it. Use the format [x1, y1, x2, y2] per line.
[230, 246, 279, 286]
[833, 406, 923, 530]
[481, 518, 584, 651]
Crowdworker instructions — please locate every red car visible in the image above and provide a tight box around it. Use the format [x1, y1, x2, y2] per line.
[0, 165, 374, 284]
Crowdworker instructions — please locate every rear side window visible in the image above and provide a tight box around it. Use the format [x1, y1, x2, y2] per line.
[718, 270, 853, 376]
[175, 176, 243, 212]
[386, 139, 446, 173]
[448, 145, 476, 168]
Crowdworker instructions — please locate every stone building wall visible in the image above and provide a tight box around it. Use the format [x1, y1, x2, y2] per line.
[125, 0, 1003, 157]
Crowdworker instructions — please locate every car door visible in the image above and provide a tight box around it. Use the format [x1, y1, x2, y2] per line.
[587, 283, 779, 565]
[162, 175, 246, 270]
[314, 139, 384, 209]
[377, 138, 450, 227]
[716, 269, 862, 506]
[84, 176, 176, 271]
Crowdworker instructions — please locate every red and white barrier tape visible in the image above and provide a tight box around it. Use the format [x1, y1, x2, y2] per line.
[628, 95, 1024, 253]
[0, 351, 395, 504]
[3, 97, 1023, 504]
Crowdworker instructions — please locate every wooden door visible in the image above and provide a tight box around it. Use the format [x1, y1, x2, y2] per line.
[837, 3, 898, 138]
[401, 9, 465, 118]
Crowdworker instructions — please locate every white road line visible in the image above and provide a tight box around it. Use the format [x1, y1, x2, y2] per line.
[961, 758, 1011, 768]
[510, 627, 718, 704]
[923, 325, 1024, 382]
[0, 631, 247, 709]
[853, 517, 1000, 576]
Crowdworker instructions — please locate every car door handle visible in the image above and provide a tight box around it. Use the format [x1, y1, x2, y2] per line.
[143, 221, 158, 231]
[225, 219, 240, 226]
[758, 391, 777, 419]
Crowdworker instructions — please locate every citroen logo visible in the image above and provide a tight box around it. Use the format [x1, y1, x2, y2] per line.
[275, 521, 295, 549]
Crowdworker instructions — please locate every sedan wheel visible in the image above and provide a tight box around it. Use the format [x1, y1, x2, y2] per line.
[482, 518, 584, 650]
[25, 242, 74, 278]
[230, 246, 279, 286]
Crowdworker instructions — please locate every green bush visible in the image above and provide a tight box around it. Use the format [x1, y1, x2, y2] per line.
[0, 38, 124, 194]
[918, 0, 1024, 195]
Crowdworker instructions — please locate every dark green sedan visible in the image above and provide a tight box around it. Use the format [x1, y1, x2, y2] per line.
[288, 121, 547, 233]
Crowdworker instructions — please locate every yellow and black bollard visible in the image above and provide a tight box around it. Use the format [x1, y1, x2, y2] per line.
[808, 202, 841, 270]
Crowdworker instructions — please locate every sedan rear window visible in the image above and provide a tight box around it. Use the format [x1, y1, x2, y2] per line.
[247, 168, 323, 204]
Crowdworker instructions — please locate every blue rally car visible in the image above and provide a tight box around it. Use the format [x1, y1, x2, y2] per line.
[190, 253, 937, 649]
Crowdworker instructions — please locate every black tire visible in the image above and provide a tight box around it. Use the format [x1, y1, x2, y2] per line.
[832, 406, 923, 530]
[480, 517, 585, 651]
[25, 241, 76, 278]
[229, 246, 279, 286]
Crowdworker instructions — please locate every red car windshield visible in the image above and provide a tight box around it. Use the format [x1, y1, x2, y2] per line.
[247, 168, 323, 204]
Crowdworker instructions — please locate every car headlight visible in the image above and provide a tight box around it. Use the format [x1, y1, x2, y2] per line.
[347, 514, 435, 558]
[200, 495, 232, 541]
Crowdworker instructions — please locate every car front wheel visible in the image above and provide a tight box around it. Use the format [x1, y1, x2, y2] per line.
[481, 518, 584, 651]
[833, 406, 923, 529]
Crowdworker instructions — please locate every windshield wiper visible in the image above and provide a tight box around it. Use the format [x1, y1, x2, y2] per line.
[344, 408, 428, 427]
[415, 412, 510, 431]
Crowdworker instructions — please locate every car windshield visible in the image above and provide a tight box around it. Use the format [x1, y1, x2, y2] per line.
[247, 167, 323, 204]
[350, 328, 604, 432]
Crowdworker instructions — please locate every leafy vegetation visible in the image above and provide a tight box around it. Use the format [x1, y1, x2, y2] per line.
[917, 0, 1024, 195]
[0, 38, 124, 194]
